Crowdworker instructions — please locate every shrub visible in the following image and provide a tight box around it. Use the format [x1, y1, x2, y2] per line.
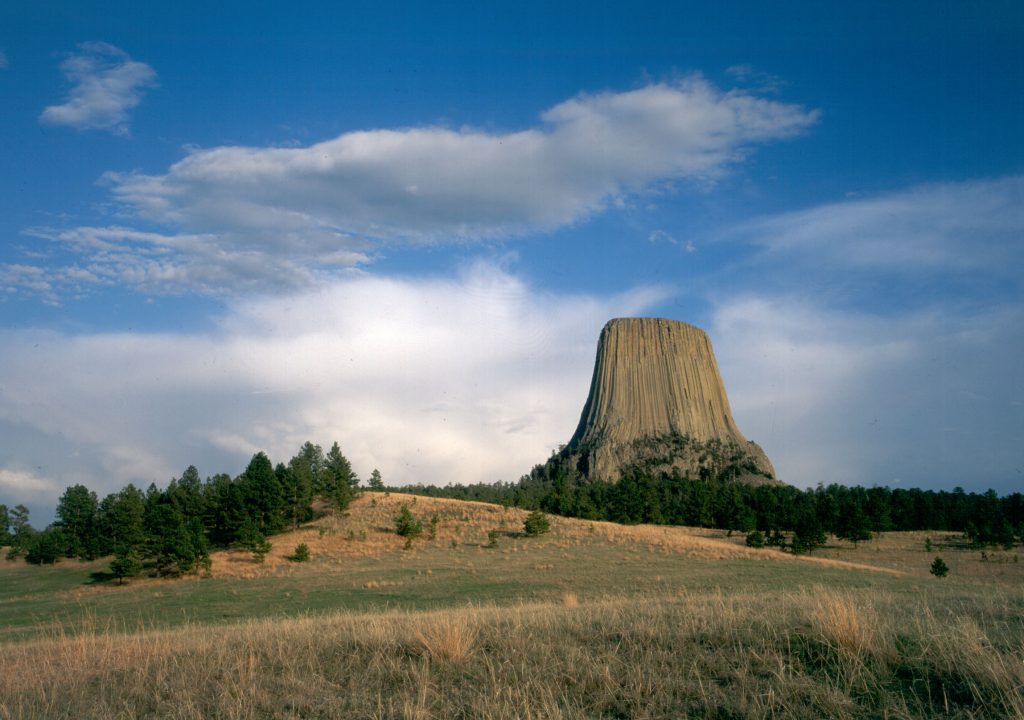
[745, 530, 765, 548]
[930, 556, 949, 577]
[394, 505, 422, 539]
[485, 530, 499, 549]
[523, 510, 550, 537]
[289, 543, 310, 562]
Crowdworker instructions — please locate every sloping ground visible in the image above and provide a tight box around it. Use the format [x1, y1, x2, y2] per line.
[211, 492, 901, 578]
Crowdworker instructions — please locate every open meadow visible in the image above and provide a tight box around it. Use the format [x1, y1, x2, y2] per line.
[2, 493, 1023, 719]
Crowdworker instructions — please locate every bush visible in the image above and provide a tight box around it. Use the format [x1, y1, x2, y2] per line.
[485, 530, 499, 549]
[745, 530, 765, 548]
[394, 505, 422, 539]
[523, 510, 550, 537]
[289, 543, 310, 562]
[930, 556, 949, 577]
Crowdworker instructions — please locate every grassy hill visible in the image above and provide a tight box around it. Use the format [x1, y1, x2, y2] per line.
[2, 493, 1022, 718]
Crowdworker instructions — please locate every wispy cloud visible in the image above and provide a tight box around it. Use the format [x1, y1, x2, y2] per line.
[0, 50, 8, 69]
[39, 42, 156, 135]
[734, 176, 1024, 274]
[6, 226, 369, 302]
[0, 264, 670, 512]
[711, 176, 1024, 491]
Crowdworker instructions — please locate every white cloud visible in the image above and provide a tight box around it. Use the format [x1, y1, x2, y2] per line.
[0, 468, 61, 503]
[107, 78, 815, 242]
[0, 50, 8, 69]
[0, 264, 670, 511]
[39, 42, 156, 135]
[714, 297, 1024, 492]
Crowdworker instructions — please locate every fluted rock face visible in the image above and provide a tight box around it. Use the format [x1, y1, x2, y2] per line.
[565, 318, 777, 483]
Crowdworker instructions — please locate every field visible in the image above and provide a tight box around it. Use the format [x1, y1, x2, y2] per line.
[2, 493, 1023, 719]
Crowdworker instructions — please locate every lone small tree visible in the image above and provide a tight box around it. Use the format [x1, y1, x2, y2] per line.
[289, 543, 310, 562]
[930, 556, 949, 578]
[394, 505, 422, 540]
[523, 510, 550, 536]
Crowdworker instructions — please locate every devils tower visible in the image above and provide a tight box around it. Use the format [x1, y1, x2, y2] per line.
[551, 317, 777, 484]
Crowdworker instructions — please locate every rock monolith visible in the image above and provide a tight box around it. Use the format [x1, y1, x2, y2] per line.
[556, 317, 777, 483]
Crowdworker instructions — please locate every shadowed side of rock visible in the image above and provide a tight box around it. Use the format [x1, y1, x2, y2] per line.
[562, 317, 777, 484]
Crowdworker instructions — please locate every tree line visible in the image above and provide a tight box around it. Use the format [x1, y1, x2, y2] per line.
[401, 446, 1024, 553]
[0, 441, 363, 580]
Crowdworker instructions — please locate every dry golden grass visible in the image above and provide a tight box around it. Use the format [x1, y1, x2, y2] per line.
[2, 589, 1022, 719]
[413, 611, 478, 663]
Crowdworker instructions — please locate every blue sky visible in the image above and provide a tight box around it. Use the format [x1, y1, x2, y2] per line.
[1, 1, 1022, 519]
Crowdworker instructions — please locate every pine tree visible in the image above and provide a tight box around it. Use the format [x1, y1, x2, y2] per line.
[0, 504, 12, 547]
[523, 510, 550, 536]
[930, 556, 949, 577]
[55, 484, 100, 559]
[368, 468, 385, 491]
[325, 442, 358, 509]
[240, 452, 285, 535]
[110, 547, 143, 584]
[394, 505, 422, 539]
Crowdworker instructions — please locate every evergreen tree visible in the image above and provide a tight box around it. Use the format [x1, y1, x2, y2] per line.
[5, 505, 34, 558]
[25, 527, 64, 565]
[278, 460, 313, 529]
[325, 442, 358, 508]
[55, 484, 100, 559]
[0, 504, 12, 546]
[240, 452, 285, 535]
[523, 510, 550, 536]
[368, 468, 385, 491]
[100, 484, 147, 564]
[110, 547, 143, 584]
[394, 505, 422, 539]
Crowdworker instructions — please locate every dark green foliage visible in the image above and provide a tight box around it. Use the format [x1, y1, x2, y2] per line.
[0, 503, 12, 546]
[325, 442, 359, 509]
[235, 518, 272, 563]
[5, 504, 34, 559]
[485, 530, 499, 548]
[147, 503, 209, 576]
[110, 547, 143, 583]
[399, 451, 1024, 547]
[99, 484, 146, 560]
[55, 484, 100, 559]
[523, 510, 550, 536]
[930, 556, 949, 577]
[25, 527, 64, 565]
[745, 530, 765, 548]
[394, 505, 422, 539]
[428, 514, 439, 540]
[289, 543, 310, 562]
[368, 468, 385, 491]
[240, 452, 285, 535]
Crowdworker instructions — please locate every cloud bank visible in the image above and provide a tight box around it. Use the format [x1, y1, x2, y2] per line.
[12, 78, 817, 300]
[0, 264, 669, 518]
[713, 177, 1024, 493]
[39, 42, 156, 134]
